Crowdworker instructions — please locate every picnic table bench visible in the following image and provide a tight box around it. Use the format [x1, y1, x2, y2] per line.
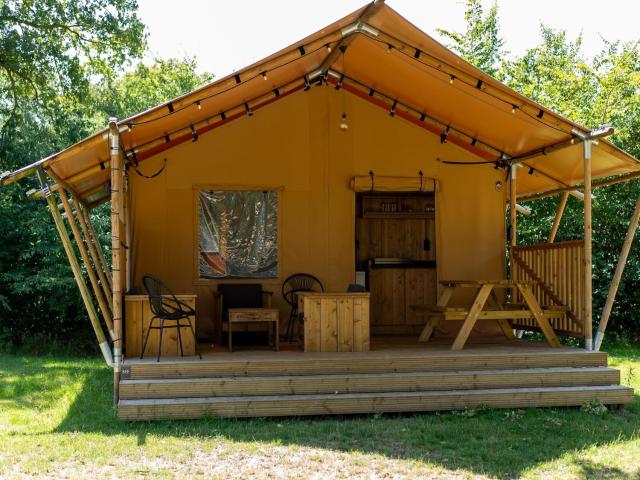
[411, 280, 564, 350]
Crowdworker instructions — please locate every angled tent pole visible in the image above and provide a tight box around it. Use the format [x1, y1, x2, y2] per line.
[35, 166, 113, 365]
[73, 201, 113, 303]
[548, 192, 570, 243]
[594, 189, 640, 351]
[109, 117, 124, 403]
[81, 207, 113, 290]
[59, 191, 115, 340]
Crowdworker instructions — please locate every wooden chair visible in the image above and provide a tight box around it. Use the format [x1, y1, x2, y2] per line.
[213, 284, 273, 345]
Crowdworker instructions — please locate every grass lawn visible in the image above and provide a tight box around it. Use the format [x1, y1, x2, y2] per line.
[1, 344, 639, 479]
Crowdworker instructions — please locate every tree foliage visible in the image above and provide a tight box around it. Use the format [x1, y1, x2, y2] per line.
[437, 0, 505, 76]
[0, 0, 146, 129]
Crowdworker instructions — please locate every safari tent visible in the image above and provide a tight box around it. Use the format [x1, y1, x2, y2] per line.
[2, 1, 638, 420]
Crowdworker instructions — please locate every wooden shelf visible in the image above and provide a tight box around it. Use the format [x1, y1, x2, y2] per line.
[361, 193, 435, 219]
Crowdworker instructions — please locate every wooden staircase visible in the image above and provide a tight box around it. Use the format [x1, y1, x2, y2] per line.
[118, 347, 633, 420]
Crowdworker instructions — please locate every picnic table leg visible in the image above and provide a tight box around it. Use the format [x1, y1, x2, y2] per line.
[451, 284, 493, 351]
[418, 286, 454, 342]
[517, 284, 561, 348]
[490, 290, 516, 340]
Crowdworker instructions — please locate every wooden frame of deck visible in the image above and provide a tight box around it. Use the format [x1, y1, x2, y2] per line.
[117, 340, 633, 420]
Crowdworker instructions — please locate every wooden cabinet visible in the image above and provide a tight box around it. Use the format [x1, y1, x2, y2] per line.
[369, 268, 437, 335]
[125, 295, 196, 358]
[300, 293, 370, 352]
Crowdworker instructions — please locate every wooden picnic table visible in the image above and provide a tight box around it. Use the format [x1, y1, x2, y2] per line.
[412, 280, 562, 351]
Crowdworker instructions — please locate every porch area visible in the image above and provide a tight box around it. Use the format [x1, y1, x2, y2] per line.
[118, 338, 633, 420]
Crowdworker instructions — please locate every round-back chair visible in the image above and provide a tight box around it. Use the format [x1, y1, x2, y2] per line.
[282, 273, 324, 342]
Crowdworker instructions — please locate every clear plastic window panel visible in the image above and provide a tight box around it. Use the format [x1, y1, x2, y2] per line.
[199, 191, 278, 278]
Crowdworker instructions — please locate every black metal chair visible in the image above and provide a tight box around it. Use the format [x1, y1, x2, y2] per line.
[141, 274, 202, 362]
[282, 273, 324, 341]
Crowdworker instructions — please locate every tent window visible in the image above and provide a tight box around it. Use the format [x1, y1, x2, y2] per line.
[198, 190, 278, 279]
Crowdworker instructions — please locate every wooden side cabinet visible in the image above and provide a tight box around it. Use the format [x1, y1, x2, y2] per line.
[124, 294, 197, 358]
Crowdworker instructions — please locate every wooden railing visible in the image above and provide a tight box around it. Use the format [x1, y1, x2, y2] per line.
[511, 240, 585, 338]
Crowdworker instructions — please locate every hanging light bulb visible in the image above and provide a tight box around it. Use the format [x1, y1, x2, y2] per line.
[449, 75, 455, 84]
[196, 101, 202, 110]
[386, 43, 393, 54]
[326, 43, 332, 53]
[511, 105, 517, 114]
[340, 113, 348, 131]
[127, 123, 133, 132]
[261, 71, 268, 81]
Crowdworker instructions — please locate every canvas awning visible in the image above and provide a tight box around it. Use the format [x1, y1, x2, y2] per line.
[2, 1, 639, 205]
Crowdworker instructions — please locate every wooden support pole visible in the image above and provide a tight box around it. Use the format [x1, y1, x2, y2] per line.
[60, 191, 115, 340]
[73, 201, 113, 304]
[109, 117, 124, 403]
[35, 168, 112, 365]
[509, 165, 517, 303]
[81, 207, 113, 290]
[594, 190, 640, 350]
[123, 171, 132, 292]
[548, 192, 569, 243]
[583, 141, 593, 350]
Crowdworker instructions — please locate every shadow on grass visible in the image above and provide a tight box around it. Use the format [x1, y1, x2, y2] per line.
[53, 363, 640, 478]
[3, 353, 639, 479]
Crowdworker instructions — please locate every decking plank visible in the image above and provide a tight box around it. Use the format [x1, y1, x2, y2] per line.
[119, 366, 620, 399]
[118, 385, 634, 420]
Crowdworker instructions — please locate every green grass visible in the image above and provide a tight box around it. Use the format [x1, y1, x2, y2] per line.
[1, 344, 639, 479]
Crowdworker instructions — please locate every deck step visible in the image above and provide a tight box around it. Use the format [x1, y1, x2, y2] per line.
[119, 366, 620, 400]
[118, 385, 634, 420]
[122, 349, 608, 379]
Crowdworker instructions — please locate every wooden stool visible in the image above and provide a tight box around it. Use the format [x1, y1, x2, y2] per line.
[227, 308, 279, 352]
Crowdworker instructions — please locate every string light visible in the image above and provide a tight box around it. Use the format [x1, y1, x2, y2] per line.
[389, 99, 397, 117]
[449, 75, 455, 84]
[440, 126, 450, 144]
[127, 123, 133, 132]
[261, 71, 268, 81]
[326, 43, 332, 53]
[196, 101, 202, 110]
[511, 105, 517, 114]
[340, 113, 348, 131]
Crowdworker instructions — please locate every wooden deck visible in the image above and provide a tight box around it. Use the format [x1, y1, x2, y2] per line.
[118, 339, 633, 420]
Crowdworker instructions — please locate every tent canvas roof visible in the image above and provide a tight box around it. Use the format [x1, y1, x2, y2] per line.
[3, 0, 639, 206]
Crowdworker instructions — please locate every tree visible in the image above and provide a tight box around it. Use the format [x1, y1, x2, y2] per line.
[0, 0, 146, 130]
[437, 0, 505, 77]
[94, 58, 213, 120]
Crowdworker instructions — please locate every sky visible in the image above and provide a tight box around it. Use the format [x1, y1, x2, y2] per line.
[137, 0, 640, 77]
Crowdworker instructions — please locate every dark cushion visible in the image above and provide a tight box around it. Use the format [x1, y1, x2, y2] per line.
[218, 284, 263, 311]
